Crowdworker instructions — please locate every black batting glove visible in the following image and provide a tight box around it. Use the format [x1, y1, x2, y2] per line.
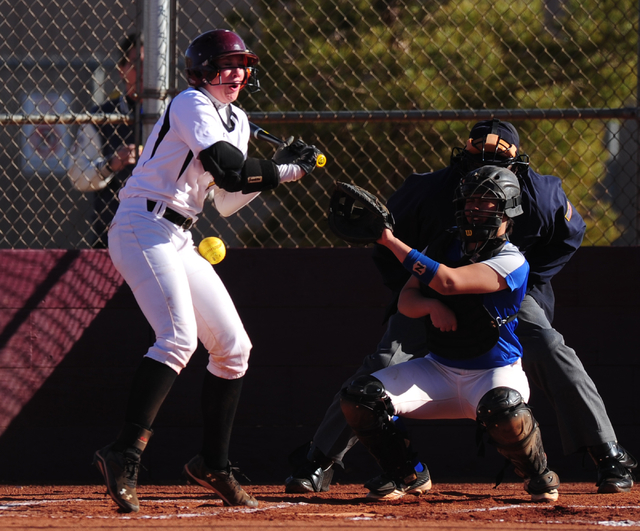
[272, 138, 320, 174]
[272, 137, 297, 164]
[272, 137, 307, 165]
[294, 144, 321, 175]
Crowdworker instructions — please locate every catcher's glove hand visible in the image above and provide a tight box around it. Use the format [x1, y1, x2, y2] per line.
[327, 181, 395, 245]
[273, 138, 321, 175]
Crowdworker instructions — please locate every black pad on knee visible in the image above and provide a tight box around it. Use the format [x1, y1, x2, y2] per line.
[476, 387, 525, 423]
[340, 375, 394, 434]
[341, 375, 389, 406]
[476, 387, 532, 445]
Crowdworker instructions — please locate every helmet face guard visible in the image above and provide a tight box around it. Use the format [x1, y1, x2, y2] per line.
[450, 118, 530, 178]
[184, 29, 260, 92]
[454, 165, 523, 247]
[192, 63, 260, 93]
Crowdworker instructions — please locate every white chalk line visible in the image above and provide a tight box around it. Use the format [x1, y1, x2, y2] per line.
[452, 504, 640, 527]
[0, 498, 300, 518]
[1, 498, 640, 526]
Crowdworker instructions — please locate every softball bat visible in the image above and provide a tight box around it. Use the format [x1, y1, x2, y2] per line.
[249, 122, 327, 168]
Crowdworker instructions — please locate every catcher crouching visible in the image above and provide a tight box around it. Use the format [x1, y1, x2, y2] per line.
[327, 167, 560, 502]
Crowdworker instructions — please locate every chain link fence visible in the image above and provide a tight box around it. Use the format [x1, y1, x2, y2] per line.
[0, 0, 638, 249]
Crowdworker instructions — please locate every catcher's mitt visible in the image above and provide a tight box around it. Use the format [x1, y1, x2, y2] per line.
[328, 181, 395, 245]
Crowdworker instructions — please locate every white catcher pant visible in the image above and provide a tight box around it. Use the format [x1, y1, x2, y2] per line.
[374, 356, 530, 420]
[108, 197, 252, 378]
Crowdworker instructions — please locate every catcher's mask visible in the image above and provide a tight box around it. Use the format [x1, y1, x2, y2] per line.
[450, 118, 530, 178]
[184, 29, 260, 92]
[454, 165, 523, 248]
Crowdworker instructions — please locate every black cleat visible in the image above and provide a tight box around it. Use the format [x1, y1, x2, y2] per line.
[93, 444, 141, 513]
[285, 459, 334, 493]
[184, 455, 258, 507]
[285, 444, 335, 493]
[588, 442, 637, 493]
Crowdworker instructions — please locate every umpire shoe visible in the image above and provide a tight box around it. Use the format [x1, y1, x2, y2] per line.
[524, 469, 560, 502]
[588, 442, 637, 493]
[184, 455, 259, 507]
[285, 459, 334, 493]
[364, 464, 432, 501]
[93, 444, 142, 513]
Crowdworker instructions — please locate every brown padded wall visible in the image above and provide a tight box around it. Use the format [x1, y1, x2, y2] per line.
[0, 248, 638, 484]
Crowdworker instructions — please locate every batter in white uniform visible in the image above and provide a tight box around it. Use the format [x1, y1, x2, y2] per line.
[340, 166, 561, 503]
[93, 29, 321, 513]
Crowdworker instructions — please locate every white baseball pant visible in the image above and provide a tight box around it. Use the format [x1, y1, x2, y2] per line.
[108, 197, 252, 379]
[374, 356, 530, 420]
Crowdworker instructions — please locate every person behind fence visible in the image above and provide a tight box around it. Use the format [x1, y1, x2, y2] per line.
[285, 119, 636, 495]
[67, 33, 143, 248]
[92, 28, 321, 513]
[339, 166, 561, 502]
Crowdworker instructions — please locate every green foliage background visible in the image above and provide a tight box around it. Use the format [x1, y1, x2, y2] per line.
[225, 0, 637, 245]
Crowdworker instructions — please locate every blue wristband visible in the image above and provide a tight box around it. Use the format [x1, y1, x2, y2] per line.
[402, 249, 440, 285]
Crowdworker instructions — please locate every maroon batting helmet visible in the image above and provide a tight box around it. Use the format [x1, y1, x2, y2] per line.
[184, 29, 260, 91]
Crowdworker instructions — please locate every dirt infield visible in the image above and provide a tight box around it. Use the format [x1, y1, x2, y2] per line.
[1, 482, 638, 530]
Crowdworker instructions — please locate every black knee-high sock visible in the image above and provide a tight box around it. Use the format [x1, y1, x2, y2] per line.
[201, 371, 244, 470]
[113, 357, 178, 452]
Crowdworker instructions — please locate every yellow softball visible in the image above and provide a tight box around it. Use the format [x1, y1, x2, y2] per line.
[198, 237, 226, 265]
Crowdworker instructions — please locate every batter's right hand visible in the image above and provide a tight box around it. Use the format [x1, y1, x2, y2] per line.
[272, 137, 302, 165]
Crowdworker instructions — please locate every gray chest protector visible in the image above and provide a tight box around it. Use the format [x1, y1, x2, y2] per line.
[419, 231, 513, 360]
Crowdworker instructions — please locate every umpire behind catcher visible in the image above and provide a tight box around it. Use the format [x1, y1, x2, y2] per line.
[286, 118, 637, 495]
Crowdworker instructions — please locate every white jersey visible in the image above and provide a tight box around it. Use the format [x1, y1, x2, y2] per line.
[119, 87, 255, 221]
[109, 80, 306, 379]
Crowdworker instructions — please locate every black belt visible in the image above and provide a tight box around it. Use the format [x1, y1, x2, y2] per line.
[147, 200, 193, 230]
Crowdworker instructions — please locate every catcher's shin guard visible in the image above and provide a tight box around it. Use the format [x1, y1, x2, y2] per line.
[340, 375, 417, 485]
[476, 387, 548, 479]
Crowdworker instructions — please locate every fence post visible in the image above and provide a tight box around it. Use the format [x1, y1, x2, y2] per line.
[142, 0, 171, 143]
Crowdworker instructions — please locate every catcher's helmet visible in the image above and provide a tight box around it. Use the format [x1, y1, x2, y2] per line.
[454, 165, 523, 245]
[451, 119, 530, 178]
[184, 29, 260, 91]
